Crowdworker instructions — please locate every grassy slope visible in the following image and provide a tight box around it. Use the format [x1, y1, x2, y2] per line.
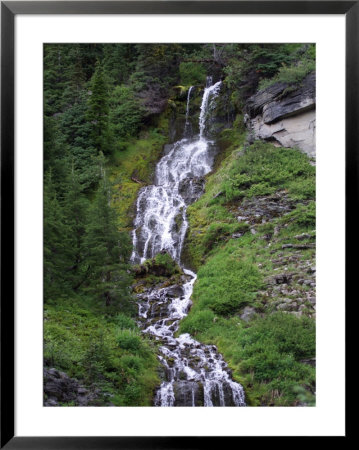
[180, 136, 316, 406]
[44, 295, 160, 406]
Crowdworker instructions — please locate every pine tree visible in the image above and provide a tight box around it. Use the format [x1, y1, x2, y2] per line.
[84, 160, 132, 309]
[62, 164, 90, 290]
[87, 61, 111, 154]
[43, 171, 72, 298]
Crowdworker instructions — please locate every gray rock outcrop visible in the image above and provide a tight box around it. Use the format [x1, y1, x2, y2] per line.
[44, 367, 99, 406]
[245, 73, 316, 157]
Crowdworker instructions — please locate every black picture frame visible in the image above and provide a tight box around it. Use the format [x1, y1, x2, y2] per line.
[1, 1, 352, 447]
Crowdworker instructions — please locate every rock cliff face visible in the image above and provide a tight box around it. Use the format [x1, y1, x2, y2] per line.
[245, 73, 316, 157]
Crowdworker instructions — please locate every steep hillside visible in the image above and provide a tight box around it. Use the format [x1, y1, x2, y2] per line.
[181, 139, 316, 405]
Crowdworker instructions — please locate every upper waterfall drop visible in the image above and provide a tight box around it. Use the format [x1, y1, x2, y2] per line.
[199, 79, 222, 140]
[131, 77, 246, 407]
[184, 85, 194, 134]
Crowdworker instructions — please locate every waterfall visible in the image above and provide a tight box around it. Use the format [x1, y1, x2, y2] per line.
[131, 77, 246, 407]
[199, 80, 222, 140]
[185, 86, 193, 124]
[184, 86, 193, 135]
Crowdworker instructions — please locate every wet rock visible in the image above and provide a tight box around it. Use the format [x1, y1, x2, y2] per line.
[178, 177, 205, 204]
[173, 381, 204, 406]
[166, 285, 184, 298]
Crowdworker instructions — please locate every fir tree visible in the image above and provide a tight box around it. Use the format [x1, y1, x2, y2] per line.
[84, 159, 132, 309]
[62, 164, 90, 290]
[87, 61, 111, 154]
[43, 171, 72, 298]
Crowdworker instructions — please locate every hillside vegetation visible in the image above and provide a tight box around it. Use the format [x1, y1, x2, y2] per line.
[181, 140, 316, 405]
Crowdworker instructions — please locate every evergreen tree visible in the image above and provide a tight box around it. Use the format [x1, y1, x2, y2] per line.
[62, 165, 90, 290]
[84, 159, 132, 308]
[43, 171, 72, 298]
[109, 85, 144, 140]
[87, 62, 111, 154]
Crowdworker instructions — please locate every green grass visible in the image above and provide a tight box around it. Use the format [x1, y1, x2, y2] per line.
[44, 295, 160, 406]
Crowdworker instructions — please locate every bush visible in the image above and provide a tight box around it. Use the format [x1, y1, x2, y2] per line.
[259, 59, 315, 91]
[116, 330, 142, 352]
[258, 44, 315, 91]
[282, 202, 316, 228]
[180, 309, 215, 335]
[287, 178, 315, 200]
[221, 141, 315, 202]
[192, 253, 262, 316]
[109, 85, 144, 140]
[202, 222, 241, 251]
[113, 313, 137, 330]
[119, 354, 144, 373]
[179, 62, 207, 86]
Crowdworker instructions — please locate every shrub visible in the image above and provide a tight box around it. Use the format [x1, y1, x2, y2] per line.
[202, 222, 241, 251]
[179, 62, 207, 86]
[282, 202, 316, 228]
[180, 309, 215, 335]
[114, 313, 137, 330]
[117, 330, 142, 352]
[193, 253, 262, 316]
[259, 60, 315, 91]
[221, 141, 314, 202]
[287, 178, 315, 200]
[119, 355, 144, 373]
[109, 85, 144, 140]
[258, 45, 315, 91]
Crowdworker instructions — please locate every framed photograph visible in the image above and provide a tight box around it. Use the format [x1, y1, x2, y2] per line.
[1, 1, 351, 446]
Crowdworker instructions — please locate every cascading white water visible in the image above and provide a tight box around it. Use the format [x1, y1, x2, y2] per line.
[185, 86, 193, 131]
[199, 80, 222, 140]
[131, 77, 246, 406]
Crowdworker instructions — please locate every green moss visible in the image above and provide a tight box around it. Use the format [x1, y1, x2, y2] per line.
[134, 252, 182, 278]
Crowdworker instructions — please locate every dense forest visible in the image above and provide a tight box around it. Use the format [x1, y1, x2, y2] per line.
[44, 43, 316, 406]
